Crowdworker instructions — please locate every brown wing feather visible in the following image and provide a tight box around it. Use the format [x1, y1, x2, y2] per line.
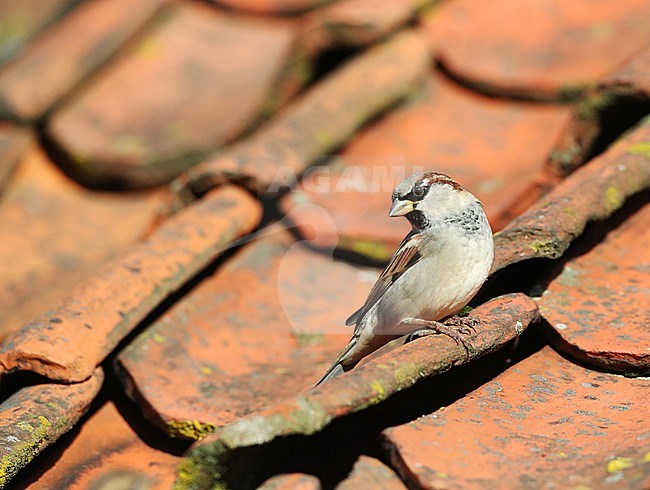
[346, 231, 423, 332]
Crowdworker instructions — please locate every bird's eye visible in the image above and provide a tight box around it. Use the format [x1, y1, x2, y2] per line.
[413, 185, 424, 197]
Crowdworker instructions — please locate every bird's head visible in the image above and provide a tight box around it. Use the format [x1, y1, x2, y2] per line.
[389, 172, 476, 230]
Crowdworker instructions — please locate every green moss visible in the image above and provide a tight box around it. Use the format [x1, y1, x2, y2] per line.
[626, 141, 650, 157]
[174, 442, 229, 490]
[549, 144, 582, 169]
[458, 306, 473, 317]
[559, 85, 586, 103]
[167, 419, 216, 441]
[576, 92, 615, 121]
[0, 416, 52, 487]
[338, 236, 392, 262]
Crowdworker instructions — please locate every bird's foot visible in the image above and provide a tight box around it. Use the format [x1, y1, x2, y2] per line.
[444, 315, 480, 336]
[402, 317, 477, 357]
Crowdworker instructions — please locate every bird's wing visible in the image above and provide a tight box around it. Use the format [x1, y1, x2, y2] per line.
[346, 230, 423, 332]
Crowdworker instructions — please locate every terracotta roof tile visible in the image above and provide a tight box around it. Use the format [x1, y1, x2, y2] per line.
[422, 0, 650, 99]
[281, 72, 571, 260]
[259, 473, 321, 489]
[336, 455, 406, 489]
[180, 29, 430, 195]
[602, 44, 650, 98]
[26, 401, 180, 489]
[0, 368, 103, 487]
[0, 185, 260, 382]
[173, 294, 538, 488]
[208, 0, 329, 15]
[383, 347, 650, 489]
[1, 1, 649, 486]
[48, 1, 301, 188]
[301, 0, 428, 53]
[549, 45, 650, 175]
[0, 146, 171, 340]
[540, 202, 650, 374]
[0, 122, 33, 193]
[116, 225, 375, 438]
[0, 0, 166, 122]
[0, 0, 78, 65]
[493, 115, 650, 274]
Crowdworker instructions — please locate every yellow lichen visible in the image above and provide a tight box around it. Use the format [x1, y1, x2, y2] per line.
[529, 240, 557, 256]
[167, 419, 216, 441]
[626, 141, 650, 157]
[292, 332, 324, 347]
[370, 380, 385, 401]
[605, 186, 622, 214]
[606, 456, 633, 473]
[393, 363, 421, 385]
[136, 36, 162, 60]
[0, 416, 52, 486]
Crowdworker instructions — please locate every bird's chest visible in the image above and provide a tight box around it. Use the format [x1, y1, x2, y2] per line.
[379, 231, 492, 328]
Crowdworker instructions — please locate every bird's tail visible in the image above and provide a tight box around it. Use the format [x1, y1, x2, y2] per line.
[314, 338, 357, 386]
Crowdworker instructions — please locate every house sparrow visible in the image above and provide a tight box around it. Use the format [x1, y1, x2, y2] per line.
[316, 172, 494, 385]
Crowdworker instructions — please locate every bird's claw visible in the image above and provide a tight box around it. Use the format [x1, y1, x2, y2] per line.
[402, 317, 478, 358]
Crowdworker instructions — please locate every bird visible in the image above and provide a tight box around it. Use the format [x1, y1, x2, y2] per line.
[315, 171, 494, 385]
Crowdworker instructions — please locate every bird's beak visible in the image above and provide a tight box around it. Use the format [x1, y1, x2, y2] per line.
[389, 199, 414, 217]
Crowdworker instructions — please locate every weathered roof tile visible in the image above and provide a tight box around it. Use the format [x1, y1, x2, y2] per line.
[493, 115, 650, 274]
[48, 1, 301, 187]
[0, 0, 166, 122]
[383, 347, 650, 489]
[0, 122, 33, 193]
[173, 293, 538, 488]
[0, 185, 261, 382]
[540, 202, 650, 374]
[0, 146, 170, 340]
[25, 401, 180, 489]
[259, 473, 321, 490]
[301, 0, 429, 53]
[117, 225, 375, 438]
[180, 29, 430, 196]
[281, 73, 571, 260]
[336, 455, 406, 489]
[0, 0, 78, 65]
[208, 0, 329, 15]
[0, 369, 103, 487]
[602, 44, 650, 98]
[422, 0, 650, 99]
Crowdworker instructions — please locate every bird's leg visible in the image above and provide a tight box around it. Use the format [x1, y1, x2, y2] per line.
[401, 317, 477, 355]
[444, 315, 480, 336]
